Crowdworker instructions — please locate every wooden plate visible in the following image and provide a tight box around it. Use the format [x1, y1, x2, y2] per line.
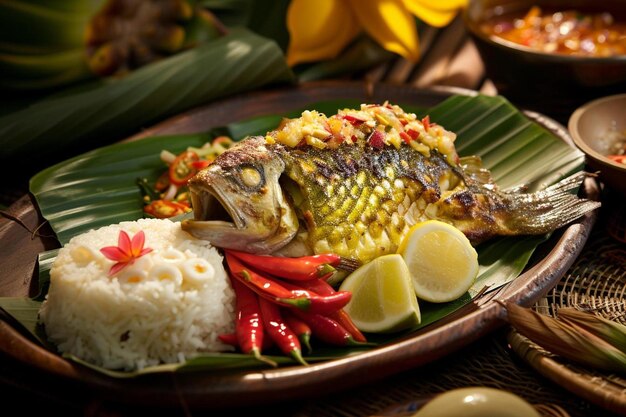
[0, 81, 599, 409]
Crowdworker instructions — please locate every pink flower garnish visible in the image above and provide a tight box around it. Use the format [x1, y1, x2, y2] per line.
[100, 230, 153, 276]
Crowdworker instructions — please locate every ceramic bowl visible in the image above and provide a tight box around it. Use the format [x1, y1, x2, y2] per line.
[463, 0, 626, 124]
[568, 94, 626, 196]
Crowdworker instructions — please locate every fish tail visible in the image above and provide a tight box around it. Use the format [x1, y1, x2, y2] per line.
[505, 172, 600, 235]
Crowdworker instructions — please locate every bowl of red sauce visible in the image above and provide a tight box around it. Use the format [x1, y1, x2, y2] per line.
[464, 0, 626, 123]
[569, 93, 626, 196]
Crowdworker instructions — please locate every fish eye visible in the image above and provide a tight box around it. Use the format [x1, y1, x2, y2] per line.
[241, 167, 261, 187]
[237, 165, 265, 190]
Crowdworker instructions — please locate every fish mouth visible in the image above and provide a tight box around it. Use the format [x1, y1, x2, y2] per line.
[181, 181, 299, 254]
[190, 183, 243, 229]
[182, 184, 254, 244]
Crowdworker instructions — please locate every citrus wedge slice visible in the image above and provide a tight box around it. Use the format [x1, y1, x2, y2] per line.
[339, 254, 421, 333]
[397, 220, 479, 303]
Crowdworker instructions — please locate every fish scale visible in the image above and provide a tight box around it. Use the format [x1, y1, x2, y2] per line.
[282, 144, 447, 261]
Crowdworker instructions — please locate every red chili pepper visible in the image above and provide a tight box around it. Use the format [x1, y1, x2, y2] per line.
[293, 310, 364, 347]
[226, 252, 310, 306]
[295, 279, 367, 343]
[259, 297, 307, 365]
[227, 250, 340, 281]
[169, 150, 200, 186]
[190, 160, 211, 170]
[283, 311, 312, 354]
[154, 171, 170, 191]
[226, 253, 351, 313]
[218, 333, 239, 346]
[295, 278, 336, 295]
[330, 309, 367, 343]
[272, 278, 352, 315]
[399, 131, 412, 144]
[229, 274, 276, 367]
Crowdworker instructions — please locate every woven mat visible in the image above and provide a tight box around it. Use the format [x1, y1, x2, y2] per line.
[507, 189, 626, 416]
[289, 333, 594, 417]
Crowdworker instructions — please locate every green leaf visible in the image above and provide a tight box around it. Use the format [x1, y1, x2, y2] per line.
[0, 27, 295, 166]
[16, 94, 585, 377]
[0, 1, 97, 51]
[36, 249, 58, 300]
[428, 95, 583, 189]
[242, 0, 291, 51]
[0, 297, 46, 345]
[64, 352, 294, 378]
[200, 0, 256, 28]
[472, 235, 548, 296]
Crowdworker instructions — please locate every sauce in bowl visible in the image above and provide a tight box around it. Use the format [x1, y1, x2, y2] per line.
[482, 6, 626, 57]
[606, 126, 626, 164]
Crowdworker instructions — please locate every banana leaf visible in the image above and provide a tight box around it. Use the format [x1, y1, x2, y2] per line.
[0, 27, 295, 166]
[0, 0, 98, 51]
[1, 93, 585, 376]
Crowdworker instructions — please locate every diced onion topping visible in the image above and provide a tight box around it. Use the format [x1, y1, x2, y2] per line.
[265, 102, 459, 165]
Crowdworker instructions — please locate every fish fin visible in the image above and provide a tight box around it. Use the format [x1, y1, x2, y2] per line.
[504, 171, 600, 235]
[458, 155, 484, 169]
[458, 156, 497, 187]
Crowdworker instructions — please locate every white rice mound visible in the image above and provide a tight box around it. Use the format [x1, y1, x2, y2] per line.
[38, 218, 235, 371]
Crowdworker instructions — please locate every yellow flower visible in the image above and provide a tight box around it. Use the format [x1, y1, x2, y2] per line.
[286, 0, 467, 66]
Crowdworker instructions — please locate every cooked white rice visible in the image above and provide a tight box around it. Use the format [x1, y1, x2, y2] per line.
[38, 218, 235, 371]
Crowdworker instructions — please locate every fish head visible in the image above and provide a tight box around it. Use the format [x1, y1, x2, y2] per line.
[181, 136, 299, 254]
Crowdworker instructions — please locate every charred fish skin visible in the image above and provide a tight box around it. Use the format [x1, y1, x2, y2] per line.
[182, 103, 600, 263]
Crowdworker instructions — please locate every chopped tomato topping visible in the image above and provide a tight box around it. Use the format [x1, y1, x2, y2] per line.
[368, 130, 385, 149]
[406, 129, 420, 140]
[143, 200, 191, 218]
[169, 150, 200, 186]
[342, 114, 366, 126]
[422, 115, 431, 131]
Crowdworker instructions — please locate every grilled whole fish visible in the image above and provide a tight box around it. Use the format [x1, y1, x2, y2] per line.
[181, 103, 599, 264]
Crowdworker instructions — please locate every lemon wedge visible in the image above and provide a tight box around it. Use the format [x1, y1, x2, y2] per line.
[397, 220, 479, 303]
[339, 254, 421, 333]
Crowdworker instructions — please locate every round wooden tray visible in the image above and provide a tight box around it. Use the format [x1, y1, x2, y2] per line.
[0, 81, 600, 409]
